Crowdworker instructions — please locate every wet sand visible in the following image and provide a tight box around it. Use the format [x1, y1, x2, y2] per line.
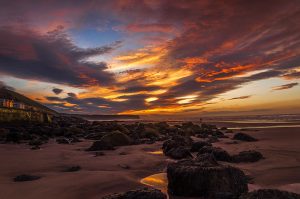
[0, 126, 300, 198]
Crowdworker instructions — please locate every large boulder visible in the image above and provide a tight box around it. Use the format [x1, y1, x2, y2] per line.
[102, 187, 167, 199]
[239, 189, 300, 199]
[140, 127, 160, 139]
[233, 133, 257, 142]
[165, 146, 193, 160]
[87, 140, 115, 151]
[231, 150, 264, 163]
[100, 131, 132, 146]
[198, 146, 232, 162]
[87, 131, 131, 151]
[190, 141, 212, 152]
[167, 159, 248, 198]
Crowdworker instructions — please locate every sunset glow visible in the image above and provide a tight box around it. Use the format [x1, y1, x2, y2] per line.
[0, 0, 299, 117]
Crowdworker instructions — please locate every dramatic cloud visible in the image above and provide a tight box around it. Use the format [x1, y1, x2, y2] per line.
[272, 83, 299, 91]
[52, 88, 63, 95]
[0, 27, 120, 87]
[1, 0, 299, 115]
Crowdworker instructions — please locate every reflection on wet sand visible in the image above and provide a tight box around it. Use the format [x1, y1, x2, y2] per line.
[140, 173, 168, 193]
[148, 150, 163, 155]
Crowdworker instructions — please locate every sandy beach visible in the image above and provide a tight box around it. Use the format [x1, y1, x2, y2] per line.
[0, 126, 299, 199]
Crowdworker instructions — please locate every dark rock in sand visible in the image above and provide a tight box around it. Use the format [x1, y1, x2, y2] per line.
[30, 145, 41, 150]
[14, 174, 41, 182]
[239, 189, 300, 199]
[190, 141, 212, 152]
[118, 164, 131, 169]
[231, 150, 264, 163]
[195, 153, 219, 166]
[162, 135, 193, 154]
[95, 151, 105, 156]
[56, 137, 71, 144]
[88, 130, 131, 151]
[87, 140, 115, 151]
[165, 146, 193, 159]
[102, 187, 167, 199]
[140, 127, 160, 139]
[213, 130, 228, 138]
[63, 166, 81, 172]
[167, 159, 248, 198]
[198, 146, 232, 162]
[100, 130, 132, 146]
[207, 135, 220, 143]
[233, 133, 257, 142]
[28, 138, 43, 146]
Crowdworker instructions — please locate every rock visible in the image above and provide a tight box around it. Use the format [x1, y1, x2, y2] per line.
[207, 136, 220, 143]
[102, 187, 167, 199]
[63, 166, 81, 172]
[140, 127, 160, 139]
[233, 133, 257, 142]
[95, 151, 105, 156]
[190, 141, 212, 152]
[195, 153, 219, 166]
[87, 140, 115, 151]
[231, 150, 264, 163]
[162, 135, 192, 154]
[85, 132, 106, 140]
[119, 152, 127, 155]
[28, 139, 43, 146]
[198, 146, 232, 162]
[213, 130, 227, 138]
[56, 137, 71, 144]
[30, 145, 40, 150]
[118, 164, 130, 169]
[167, 159, 248, 198]
[239, 189, 300, 199]
[165, 146, 193, 159]
[14, 174, 41, 182]
[100, 130, 132, 147]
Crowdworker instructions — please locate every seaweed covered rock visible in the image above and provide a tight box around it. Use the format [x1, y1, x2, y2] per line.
[100, 131, 132, 146]
[239, 189, 300, 199]
[233, 133, 257, 142]
[162, 135, 192, 155]
[190, 141, 212, 152]
[102, 187, 167, 199]
[87, 131, 131, 151]
[231, 150, 264, 163]
[165, 146, 192, 159]
[167, 159, 248, 198]
[198, 146, 232, 162]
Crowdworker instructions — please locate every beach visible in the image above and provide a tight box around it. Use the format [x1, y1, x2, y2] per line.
[0, 124, 299, 199]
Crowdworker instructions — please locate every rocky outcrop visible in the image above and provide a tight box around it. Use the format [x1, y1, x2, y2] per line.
[102, 187, 167, 199]
[167, 159, 248, 198]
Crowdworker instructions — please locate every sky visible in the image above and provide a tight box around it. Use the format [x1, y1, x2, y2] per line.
[0, 0, 300, 118]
